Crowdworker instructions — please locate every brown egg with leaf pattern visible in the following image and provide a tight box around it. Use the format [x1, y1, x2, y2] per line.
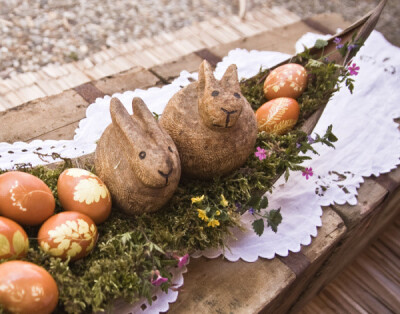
[0, 217, 29, 259]
[256, 97, 300, 135]
[57, 168, 112, 224]
[38, 211, 98, 261]
[0, 171, 55, 226]
[263, 63, 308, 100]
[0, 261, 59, 314]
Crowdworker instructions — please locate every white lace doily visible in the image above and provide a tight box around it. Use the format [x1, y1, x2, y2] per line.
[1, 31, 399, 313]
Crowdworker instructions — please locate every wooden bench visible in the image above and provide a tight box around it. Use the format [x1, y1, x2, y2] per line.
[0, 12, 398, 313]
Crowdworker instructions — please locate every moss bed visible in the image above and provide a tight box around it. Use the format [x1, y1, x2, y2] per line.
[0, 47, 351, 313]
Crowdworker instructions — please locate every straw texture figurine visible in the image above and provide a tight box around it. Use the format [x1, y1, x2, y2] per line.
[160, 60, 257, 179]
[95, 97, 181, 215]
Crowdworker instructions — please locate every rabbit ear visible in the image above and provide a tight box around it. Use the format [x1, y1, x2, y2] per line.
[198, 60, 215, 93]
[131, 97, 154, 124]
[221, 64, 240, 89]
[131, 97, 164, 138]
[110, 97, 142, 144]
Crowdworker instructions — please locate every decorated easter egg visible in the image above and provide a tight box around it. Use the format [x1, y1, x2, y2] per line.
[38, 211, 98, 261]
[256, 97, 300, 135]
[57, 168, 111, 224]
[0, 261, 59, 314]
[0, 217, 29, 259]
[0, 171, 55, 226]
[263, 63, 308, 100]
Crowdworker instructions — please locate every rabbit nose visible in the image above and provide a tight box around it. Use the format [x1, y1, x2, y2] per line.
[221, 107, 238, 128]
[158, 168, 173, 185]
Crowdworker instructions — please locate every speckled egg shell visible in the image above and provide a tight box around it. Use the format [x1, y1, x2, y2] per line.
[0, 217, 29, 259]
[263, 63, 308, 100]
[57, 168, 112, 224]
[0, 171, 55, 226]
[0, 261, 59, 314]
[256, 97, 300, 135]
[38, 211, 98, 261]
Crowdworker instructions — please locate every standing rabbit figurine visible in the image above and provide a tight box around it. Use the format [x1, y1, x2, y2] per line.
[95, 97, 181, 215]
[160, 60, 257, 179]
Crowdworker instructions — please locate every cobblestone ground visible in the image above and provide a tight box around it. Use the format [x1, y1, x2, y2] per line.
[0, 0, 397, 78]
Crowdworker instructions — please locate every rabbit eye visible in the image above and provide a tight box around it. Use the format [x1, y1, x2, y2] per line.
[211, 90, 219, 97]
[233, 92, 240, 99]
[168, 146, 173, 153]
[139, 151, 146, 159]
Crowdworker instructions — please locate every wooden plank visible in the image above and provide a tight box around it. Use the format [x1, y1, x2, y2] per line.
[17, 68, 158, 142]
[0, 90, 88, 143]
[290, 182, 400, 313]
[73, 83, 106, 104]
[0, 96, 12, 111]
[168, 257, 295, 314]
[150, 53, 204, 82]
[0, 80, 11, 94]
[271, 208, 346, 313]
[14, 84, 47, 104]
[35, 79, 65, 97]
[332, 178, 388, 228]
[93, 67, 159, 96]
[209, 14, 349, 58]
[3, 91, 24, 107]
[194, 49, 222, 67]
[374, 165, 400, 193]
[32, 121, 80, 141]
[302, 215, 400, 313]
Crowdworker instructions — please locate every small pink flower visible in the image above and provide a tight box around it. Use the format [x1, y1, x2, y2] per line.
[255, 147, 267, 160]
[151, 270, 168, 286]
[177, 254, 190, 268]
[348, 63, 360, 76]
[302, 167, 313, 180]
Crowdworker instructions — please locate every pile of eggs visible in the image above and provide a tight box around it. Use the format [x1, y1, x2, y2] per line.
[256, 63, 308, 135]
[0, 168, 112, 313]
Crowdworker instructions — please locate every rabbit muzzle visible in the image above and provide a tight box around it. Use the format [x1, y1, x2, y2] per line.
[212, 107, 240, 128]
[158, 168, 173, 186]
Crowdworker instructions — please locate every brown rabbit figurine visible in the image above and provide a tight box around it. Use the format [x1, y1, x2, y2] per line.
[159, 60, 257, 179]
[95, 97, 181, 215]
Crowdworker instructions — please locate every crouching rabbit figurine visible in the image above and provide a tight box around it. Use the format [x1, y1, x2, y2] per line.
[159, 60, 257, 179]
[95, 97, 181, 215]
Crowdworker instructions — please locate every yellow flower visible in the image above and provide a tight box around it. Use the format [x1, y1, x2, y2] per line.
[215, 210, 221, 216]
[207, 219, 220, 228]
[191, 195, 205, 204]
[197, 209, 208, 221]
[220, 194, 228, 207]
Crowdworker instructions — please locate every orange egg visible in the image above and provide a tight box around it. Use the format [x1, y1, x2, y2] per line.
[0, 261, 59, 314]
[38, 211, 98, 261]
[57, 168, 111, 224]
[0, 217, 29, 259]
[0, 171, 55, 226]
[263, 63, 308, 100]
[256, 97, 300, 135]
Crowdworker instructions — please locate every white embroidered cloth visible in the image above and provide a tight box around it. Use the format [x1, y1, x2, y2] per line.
[1, 31, 399, 312]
